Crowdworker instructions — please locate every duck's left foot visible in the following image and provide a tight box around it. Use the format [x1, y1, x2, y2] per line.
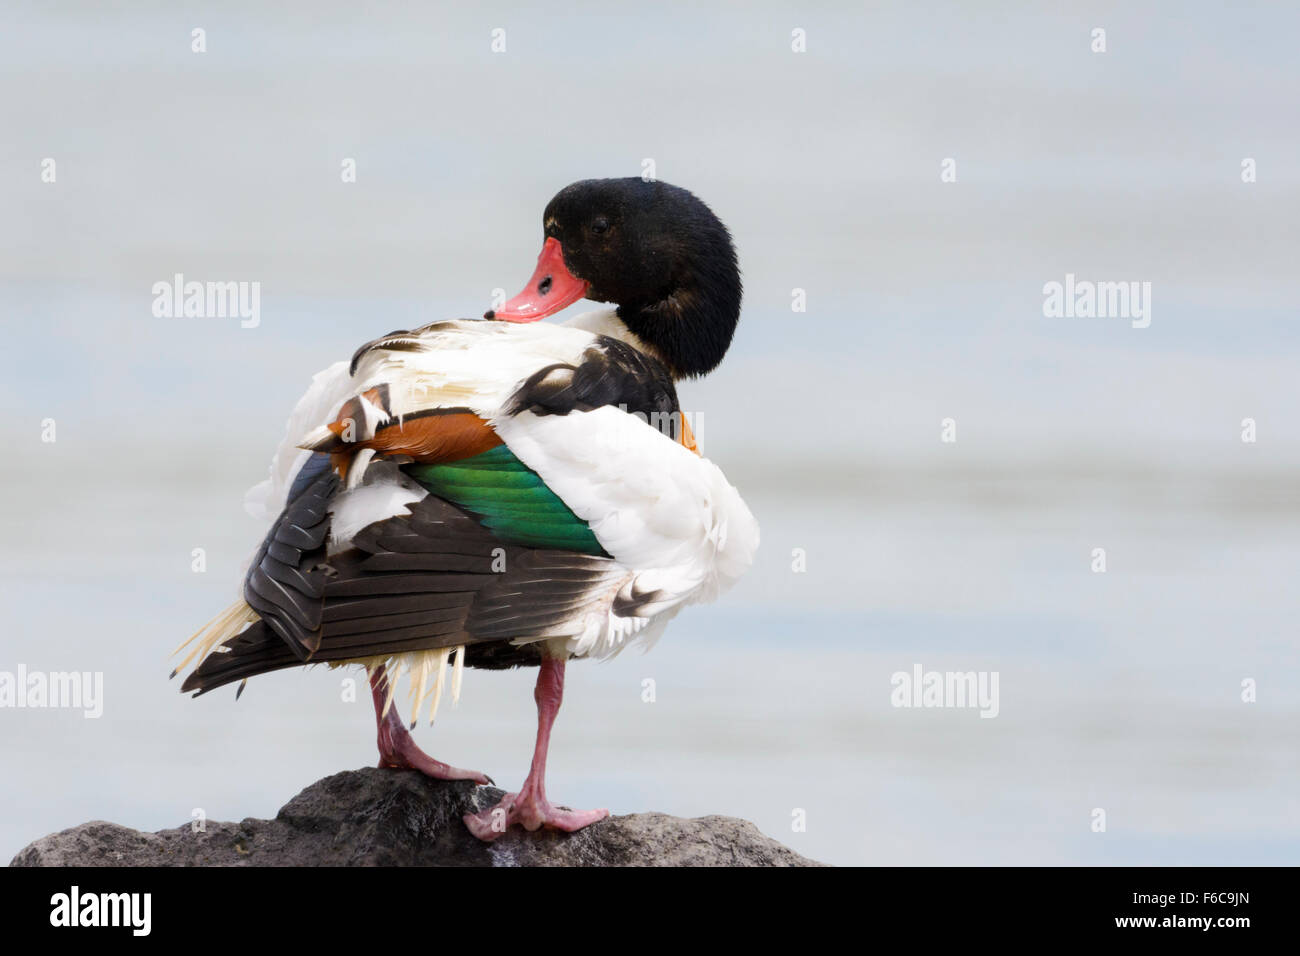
[377, 713, 493, 785]
[464, 792, 609, 841]
[369, 667, 492, 785]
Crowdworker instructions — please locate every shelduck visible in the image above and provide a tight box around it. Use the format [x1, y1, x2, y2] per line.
[174, 178, 758, 839]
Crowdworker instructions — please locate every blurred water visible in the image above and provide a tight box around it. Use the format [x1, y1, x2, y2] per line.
[2, 1, 1299, 865]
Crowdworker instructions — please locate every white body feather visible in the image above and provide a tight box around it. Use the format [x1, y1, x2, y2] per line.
[209, 311, 757, 720]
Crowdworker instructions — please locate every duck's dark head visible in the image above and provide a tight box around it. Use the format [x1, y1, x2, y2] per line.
[487, 178, 742, 378]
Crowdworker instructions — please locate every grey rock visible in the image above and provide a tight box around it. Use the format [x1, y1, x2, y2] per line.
[10, 768, 823, 867]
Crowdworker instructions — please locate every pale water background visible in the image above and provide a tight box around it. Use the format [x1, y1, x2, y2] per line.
[2, 2, 1298, 866]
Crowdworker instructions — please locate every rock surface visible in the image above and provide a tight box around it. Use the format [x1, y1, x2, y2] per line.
[10, 768, 822, 867]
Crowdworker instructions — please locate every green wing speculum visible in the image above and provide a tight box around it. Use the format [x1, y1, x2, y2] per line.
[404, 446, 608, 557]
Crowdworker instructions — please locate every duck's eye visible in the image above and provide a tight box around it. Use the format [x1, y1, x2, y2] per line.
[590, 217, 609, 235]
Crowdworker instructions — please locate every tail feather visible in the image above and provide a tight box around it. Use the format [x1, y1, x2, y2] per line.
[171, 600, 259, 682]
[177, 613, 299, 695]
[175, 600, 471, 727]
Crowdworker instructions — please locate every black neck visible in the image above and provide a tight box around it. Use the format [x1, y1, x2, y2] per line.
[616, 271, 741, 380]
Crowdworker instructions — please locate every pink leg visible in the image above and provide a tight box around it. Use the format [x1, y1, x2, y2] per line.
[463, 655, 609, 841]
[370, 669, 492, 785]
